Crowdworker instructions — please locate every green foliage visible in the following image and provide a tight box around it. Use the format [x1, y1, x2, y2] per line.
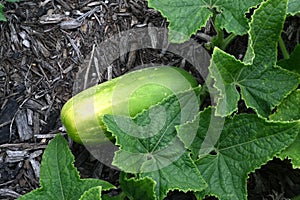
[119, 172, 156, 200]
[243, 0, 287, 67]
[18, 134, 115, 200]
[103, 88, 206, 200]
[79, 187, 102, 200]
[293, 195, 300, 200]
[148, 0, 262, 43]
[210, 0, 299, 117]
[0, 4, 6, 21]
[270, 90, 300, 168]
[0, 0, 19, 21]
[18, 0, 300, 199]
[148, 0, 300, 48]
[210, 48, 299, 117]
[277, 44, 300, 74]
[178, 107, 300, 200]
[270, 89, 300, 122]
[288, 0, 300, 15]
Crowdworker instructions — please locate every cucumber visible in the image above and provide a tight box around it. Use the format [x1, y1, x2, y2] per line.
[61, 66, 198, 144]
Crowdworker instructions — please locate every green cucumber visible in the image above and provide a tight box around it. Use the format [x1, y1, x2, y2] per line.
[61, 66, 198, 144]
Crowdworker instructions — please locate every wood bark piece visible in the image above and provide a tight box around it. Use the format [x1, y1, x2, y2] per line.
[29, 158, 40, 178]
[0, 189, 21, 199]
[0, 99, 18, 144]
[15, 109, 33, 141]
[5, 150, 29, 163]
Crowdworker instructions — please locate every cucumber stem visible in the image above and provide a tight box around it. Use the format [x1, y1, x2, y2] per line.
[221, 33, 237, 50]
[210, 29, 236, 51]
[278, 36, 290, 60]
[215, 28, 224, 47]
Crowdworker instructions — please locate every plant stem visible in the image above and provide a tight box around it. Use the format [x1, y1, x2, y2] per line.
[221, 33, 237, 50]
[106, 192, 126, 200]
[278, 36, 290, 60]
[215, 28, 224, 46]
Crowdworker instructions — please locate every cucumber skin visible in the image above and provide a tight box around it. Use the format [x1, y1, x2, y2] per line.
[61, 66, 198, 144]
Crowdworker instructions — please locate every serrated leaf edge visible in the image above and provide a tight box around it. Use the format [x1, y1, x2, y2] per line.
[147, 0, 212, 43]
[287, 0, 300, 16]
[208, 47, 245, 117]
[245, 0, 288, 67]
[197, 114, 299, 199]
[269, 90, 300, 123]
[104, 86, 201, 148]
[79, 186, 102, 200]
[175, 106, 214, 149]
[215, 1, 263, 36]
[242, 65, 300, 119]
[210, 47, 300, 118]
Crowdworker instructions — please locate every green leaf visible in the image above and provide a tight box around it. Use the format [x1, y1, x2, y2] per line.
[213, 0, 262, 36]
[102, 193, 126, 200]
[287, 0, 300, 15]
[270, 89, 300, 168]
[147, 0, 262, 43]
[278, 133, 300, 168]
[177, 107, 224, 160]
[0, 4, 7, 22]
[209, 48, 299, 117]
[119, 172, 156, 200]
[244, 0, 287, 67]
[0, 1, 20, 22]
[209, 0, 299, 117]
[270, 89, 300, 122]
[293, 194, 300, 200]
[147, 0, 211, 43]
[103, 88, 207, 200]
[18, 134, 115, 200]
[79, 186, 102, 200]
[5, 0, 19, 2]
[177, 107, 300, 200]
[277, 44, 300, 75]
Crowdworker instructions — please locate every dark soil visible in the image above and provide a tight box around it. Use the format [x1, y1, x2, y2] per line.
[0, 1, 299, 200]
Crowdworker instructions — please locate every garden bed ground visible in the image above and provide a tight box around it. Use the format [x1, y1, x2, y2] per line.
[0, 0, 299, 200]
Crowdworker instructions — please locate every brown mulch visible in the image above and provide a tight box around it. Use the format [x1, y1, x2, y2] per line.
[0, 1, 299, 200]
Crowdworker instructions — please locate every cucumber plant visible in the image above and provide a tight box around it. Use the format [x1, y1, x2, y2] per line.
[18, 0, 300, 199]
[60, 66, 198, 144]
[148, 0, 300, 50]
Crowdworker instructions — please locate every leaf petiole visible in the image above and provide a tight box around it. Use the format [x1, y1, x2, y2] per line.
[207, 28, 237, 51]
[221, 33, 237, 50]
[279, 35, 290, 60]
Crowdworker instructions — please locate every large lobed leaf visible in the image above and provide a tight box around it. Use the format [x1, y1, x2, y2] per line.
[213, 0, 262, 36]
[209, 0, 300, 117]
[243, 0, 287, 67]
[103, 88, 207, 200]
[177, 107, 300, 200]
[148, 0, 210, 43]
[18, 134, 115, 200]
[209, 48, 299, 117]
[270, 90, 300, 168]
[147, 0, 262, 43]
